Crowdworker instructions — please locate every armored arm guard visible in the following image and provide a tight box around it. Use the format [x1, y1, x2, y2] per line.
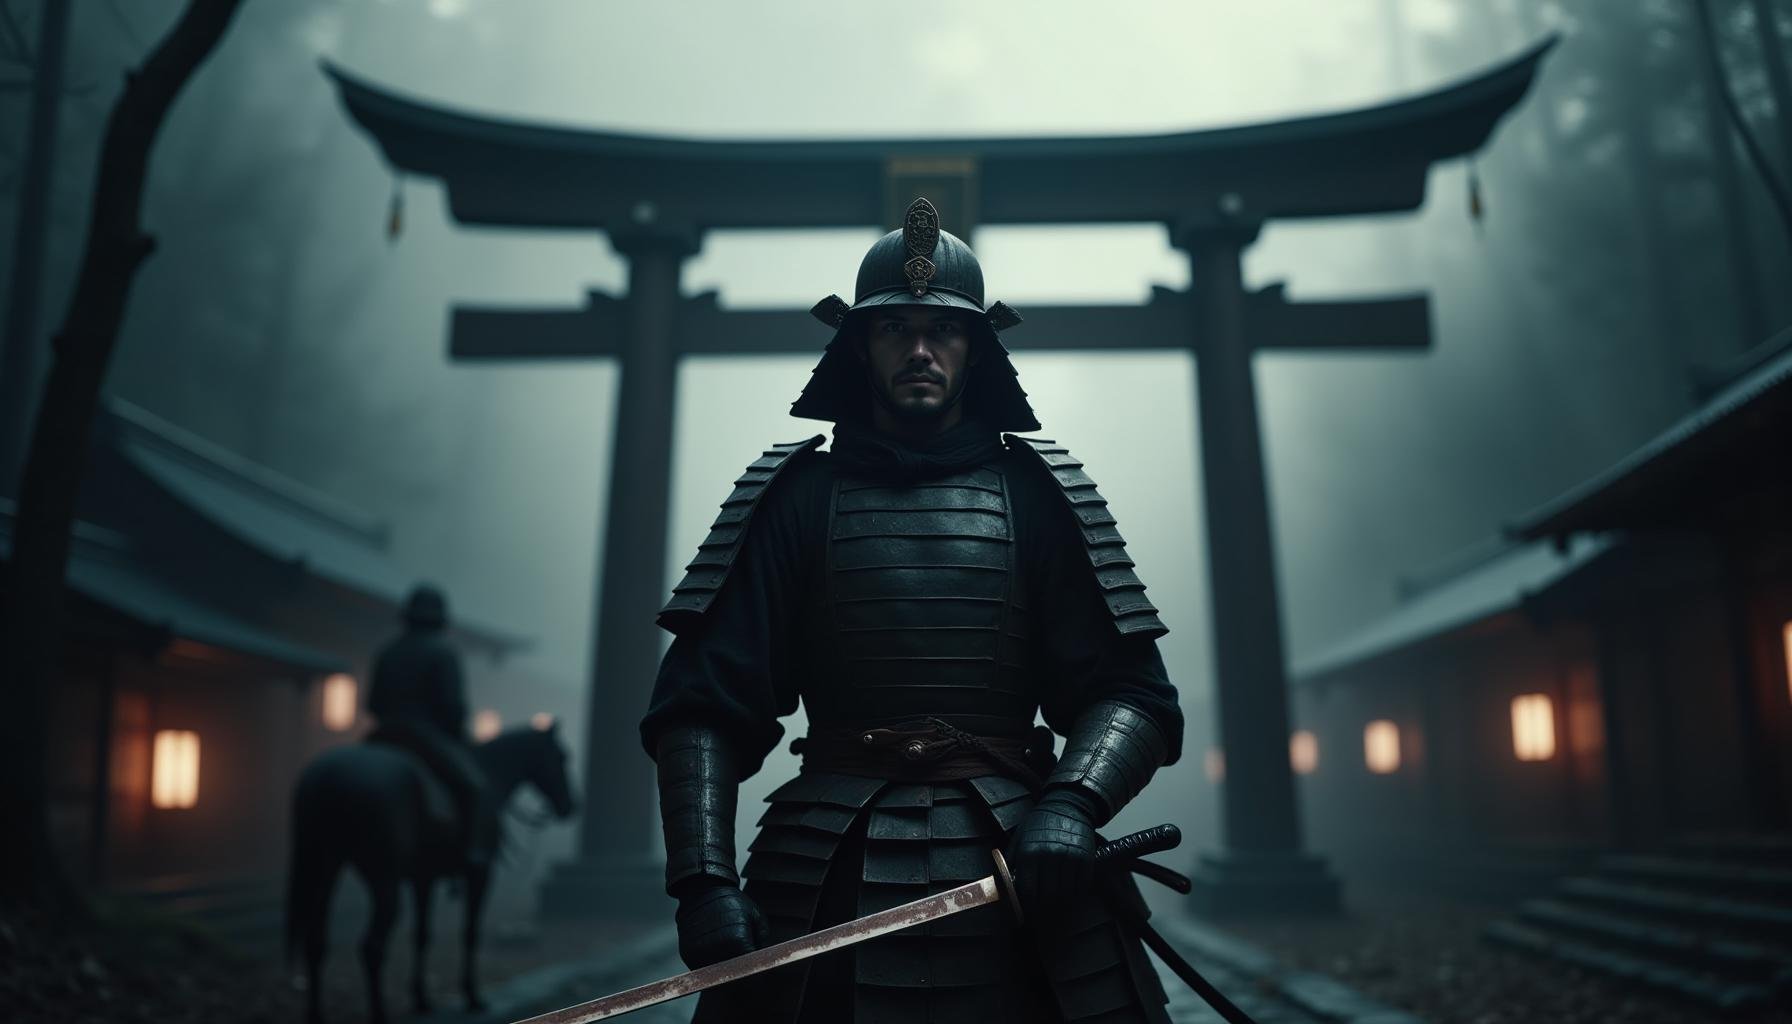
[656, 725, 741, 893]
[1044, 701, 1171, 825]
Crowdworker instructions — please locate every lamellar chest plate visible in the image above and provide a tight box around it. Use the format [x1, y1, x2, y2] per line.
[803, 462, 1035, 728]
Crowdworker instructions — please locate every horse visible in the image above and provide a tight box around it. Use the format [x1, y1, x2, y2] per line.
[286, 721, 577, 1024]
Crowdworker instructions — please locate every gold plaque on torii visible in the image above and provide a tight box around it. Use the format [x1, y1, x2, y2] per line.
[883, 157, 978, 237]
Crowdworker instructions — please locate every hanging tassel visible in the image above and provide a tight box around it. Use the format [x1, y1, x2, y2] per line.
[1467, 161, 1484, 230]
[386, 176, 404, 242]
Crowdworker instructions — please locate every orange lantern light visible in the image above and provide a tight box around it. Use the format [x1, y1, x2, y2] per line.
[1290, 730, 1319, 775]
[321, 674, 357, 732]
[1510, 694, 1556, 761]
[1782, 621, 1792, 706]
[473, 709, 502, 741]
[151, 730, 200, 809]
[1364, 720, 1400, 774]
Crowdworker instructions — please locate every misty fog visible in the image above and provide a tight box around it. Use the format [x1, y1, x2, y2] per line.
[5, 0, 1787, 897]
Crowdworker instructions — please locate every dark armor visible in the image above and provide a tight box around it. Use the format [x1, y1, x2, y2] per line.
[1047, 702, 1172, 819]
[657, 726, 742, 892]
[1006, 436, 1166, 638]
[806, 461, 1033, 728]
[660, 437, 825, 631]
[657, 440, 1172, 1023]
[648, 198, 1180, 1024]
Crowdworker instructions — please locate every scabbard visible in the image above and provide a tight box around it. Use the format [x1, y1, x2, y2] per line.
[1104, 900, 1258, 1024]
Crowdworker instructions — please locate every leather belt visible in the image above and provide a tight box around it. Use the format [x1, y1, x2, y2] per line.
[792, 717, 1051, 790]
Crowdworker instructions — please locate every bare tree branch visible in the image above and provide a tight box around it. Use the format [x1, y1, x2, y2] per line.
[100, 0, 146, 52]
[0, 0, 247, 911]
[1691, 0, 1792, 246]
[0, 0, 31, 66]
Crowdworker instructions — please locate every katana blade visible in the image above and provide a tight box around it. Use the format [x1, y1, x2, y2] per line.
[513, 875, 1001, 1024]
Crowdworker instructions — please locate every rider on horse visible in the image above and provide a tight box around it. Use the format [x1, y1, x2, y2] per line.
[366, 584, 495, 869]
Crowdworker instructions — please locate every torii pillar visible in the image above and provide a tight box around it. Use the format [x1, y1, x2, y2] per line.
[1180, 221, 1339, 912]
[544, 216, 700, 915]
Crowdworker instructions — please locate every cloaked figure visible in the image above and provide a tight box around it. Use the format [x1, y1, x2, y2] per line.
[642, 198, 1185, 1023]
[367, 584, 494, 869]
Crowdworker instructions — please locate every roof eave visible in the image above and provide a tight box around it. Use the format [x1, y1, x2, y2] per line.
[323, 36, 1556, 229]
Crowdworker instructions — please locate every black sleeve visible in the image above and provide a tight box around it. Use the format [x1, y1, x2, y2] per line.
[435, 645, 469, 740]
[639, 458, 825, 780]
[1017, 459, 1185, 767]
[366, 649, 393, 721]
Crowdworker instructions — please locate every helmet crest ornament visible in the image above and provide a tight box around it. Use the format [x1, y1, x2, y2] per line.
[793, 195, 1039, 430]
[902, 197, 941, 297]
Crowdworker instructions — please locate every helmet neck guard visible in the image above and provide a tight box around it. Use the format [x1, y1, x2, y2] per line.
[792, 197, 1038, 432]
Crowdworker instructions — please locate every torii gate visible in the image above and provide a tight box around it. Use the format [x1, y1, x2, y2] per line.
[327, 39, 1551, 917]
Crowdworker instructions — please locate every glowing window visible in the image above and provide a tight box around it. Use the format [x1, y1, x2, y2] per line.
[1290, 730, 1319, 775]
[473, 709, 502, 741]
[151, 730, 200, 809]
[1511, 694, 1556, 761]
[1363, 720, 1400, 774]
[321, 674, 357, 732]
[1783, 621, 1792, 706]
[1203, 747, 1225, 784]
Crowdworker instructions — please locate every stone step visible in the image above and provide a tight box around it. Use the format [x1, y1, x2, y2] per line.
[1484, 919, 1775, 1013]
[1558, 877, 1792, 943]
[1598, 855, 1792, 903]
[1670, 834, 1792, 868]
[1517, 898, 1792, 986]
[121, 872, 276, 904]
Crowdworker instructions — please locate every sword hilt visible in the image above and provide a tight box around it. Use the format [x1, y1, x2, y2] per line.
[1095, 823, 1181, 864]
[991, 823, 1184, 925]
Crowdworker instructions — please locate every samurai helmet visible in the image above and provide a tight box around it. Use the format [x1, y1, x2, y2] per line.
[791, 197, 1039, 431]
[403, 583, 449, 629]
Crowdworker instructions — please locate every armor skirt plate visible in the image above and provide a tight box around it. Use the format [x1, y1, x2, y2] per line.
[690, 770, 1169, 1024]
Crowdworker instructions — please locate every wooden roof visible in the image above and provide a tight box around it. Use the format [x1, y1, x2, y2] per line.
[324, 38, 1554, 231]
[1510, 327, 1792, 541]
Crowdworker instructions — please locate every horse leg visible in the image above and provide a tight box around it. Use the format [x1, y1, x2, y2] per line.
[301, 857, 341, 1024]
[461, 864, 492, 1012]
[361, 874, 400, 1024]
[410, 874, 435, 1014]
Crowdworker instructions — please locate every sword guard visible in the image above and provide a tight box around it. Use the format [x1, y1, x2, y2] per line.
[989, 847, 1025, 926]
[992, 824, 1183, 925]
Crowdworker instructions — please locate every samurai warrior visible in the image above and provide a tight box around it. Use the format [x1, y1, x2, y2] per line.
[366, 584, 495, 869]
[641, 198, 1184, 1023]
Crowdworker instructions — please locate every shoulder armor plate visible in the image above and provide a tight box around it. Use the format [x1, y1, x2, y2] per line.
[1004, 434, 1168, 640]
[657, 435, 826, 633]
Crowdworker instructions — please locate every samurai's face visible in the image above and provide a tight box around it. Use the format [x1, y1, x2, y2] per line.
[856, 307, 978, 425]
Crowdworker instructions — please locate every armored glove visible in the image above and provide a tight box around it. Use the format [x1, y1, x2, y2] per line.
[1007, 701, 1169, 925]
[672, 877, 771, 969]
[656, 725, 766, 967]
[1006, 784, 1103, 924]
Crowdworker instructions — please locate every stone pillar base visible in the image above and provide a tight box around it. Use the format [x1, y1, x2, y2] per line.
[538, 856, 672, 921]
[1186, 850, 1342, 916]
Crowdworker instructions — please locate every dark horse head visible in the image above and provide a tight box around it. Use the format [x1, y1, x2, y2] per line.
[474, 719, 579, 823]
[288, 721, 578, 1024]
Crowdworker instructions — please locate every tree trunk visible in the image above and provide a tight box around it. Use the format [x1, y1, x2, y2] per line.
[0, 0, 246, 911]
[0, 0, 71, 497]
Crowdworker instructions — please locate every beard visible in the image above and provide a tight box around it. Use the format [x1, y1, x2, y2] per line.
[868, 365, 970, 422]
